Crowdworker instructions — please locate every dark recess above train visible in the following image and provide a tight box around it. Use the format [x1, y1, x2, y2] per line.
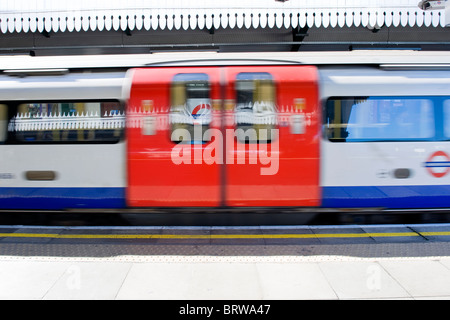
[0, 0, 449, 55]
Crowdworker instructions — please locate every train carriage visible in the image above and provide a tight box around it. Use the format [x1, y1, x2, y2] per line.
[0, 51, 448, 214]
[320, 66, 450, 209]
[0, 70, 127, 209]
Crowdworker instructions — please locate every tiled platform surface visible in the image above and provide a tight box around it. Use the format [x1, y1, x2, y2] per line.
[1, 224, 450, 300]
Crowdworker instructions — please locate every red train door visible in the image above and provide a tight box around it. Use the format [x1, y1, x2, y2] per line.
[127, 67, 222, 207]
[127, 66, 319, 208]
[223, 66, 320, 206]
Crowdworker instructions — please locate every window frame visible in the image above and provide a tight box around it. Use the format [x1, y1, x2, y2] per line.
[234, 72, 277, 144]
[169, 73, 212, 144]
[5, 99, 125, 145]
[324, 96, 438, 143]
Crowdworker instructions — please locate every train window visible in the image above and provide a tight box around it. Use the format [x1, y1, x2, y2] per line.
[8, 101, 124, 143]
[170, 73, 211, 144]
[325, 97, 435, 142]
[235, 73, 276, 143]
[0, 104, 7, 143]
[443, 100, 450, 138]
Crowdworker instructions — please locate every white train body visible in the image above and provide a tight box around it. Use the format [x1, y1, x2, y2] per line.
[0, 51, 447, 210]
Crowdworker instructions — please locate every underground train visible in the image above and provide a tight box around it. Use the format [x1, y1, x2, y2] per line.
[0, 51, 449, 213]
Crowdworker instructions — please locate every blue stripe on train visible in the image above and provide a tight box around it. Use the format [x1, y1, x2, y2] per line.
[322, 185, 450, 209]
[3, 186, 449, 210]
[0, 187, 126, 210]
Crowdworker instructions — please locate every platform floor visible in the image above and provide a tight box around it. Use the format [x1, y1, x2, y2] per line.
[1, 223, 450, 300]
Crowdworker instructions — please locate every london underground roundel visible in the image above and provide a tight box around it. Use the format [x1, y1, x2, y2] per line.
[425, 151, 450, 178]
[191, 103, 211, 119]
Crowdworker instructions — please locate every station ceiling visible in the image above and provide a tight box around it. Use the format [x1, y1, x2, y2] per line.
[0, 0, 448, 55]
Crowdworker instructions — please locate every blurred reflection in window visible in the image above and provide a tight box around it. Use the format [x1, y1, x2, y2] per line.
[9, 101, 124, 143]
[325, 97, 435, 142]
[443, 100, 450, 138]
[235, 73, 276, 143]
[170, 73, 211, 144]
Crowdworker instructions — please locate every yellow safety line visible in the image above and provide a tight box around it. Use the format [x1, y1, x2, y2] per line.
[420, 231, 450, 237]
[0, 231, 443, 240]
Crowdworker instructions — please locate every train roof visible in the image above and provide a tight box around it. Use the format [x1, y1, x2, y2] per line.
[0, 51, 450, 74]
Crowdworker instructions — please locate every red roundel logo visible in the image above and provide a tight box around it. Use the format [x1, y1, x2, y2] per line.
[425, 151, 450, 178]
[192, 103, 211, 119]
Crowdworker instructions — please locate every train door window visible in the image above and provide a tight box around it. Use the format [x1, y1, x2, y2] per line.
[170, 73, 211, 144]
[235, 73, 276, 143]
[325, 97, 435, 142]
[8, 101, 124, 143]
